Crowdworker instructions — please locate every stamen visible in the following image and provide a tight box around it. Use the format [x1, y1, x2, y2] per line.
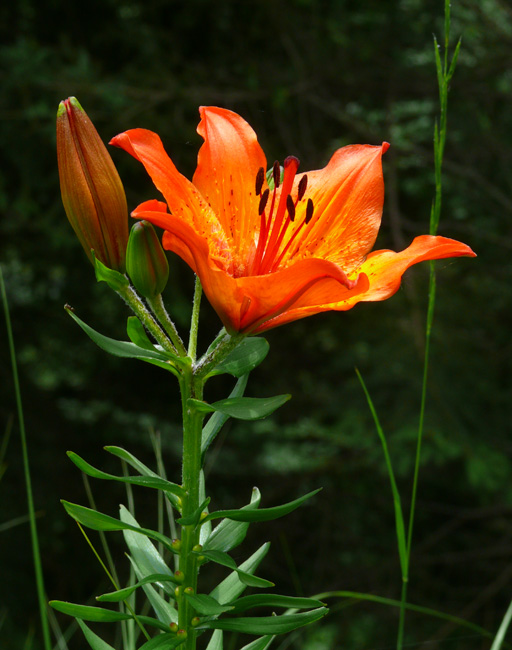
[272, 161, 281, 188]
[255, 167, 265, 195]
[305, 198, 314, 224]
[286, 194, 295, 221]
[258, 188, 269, 215]
[297, 174, 308, 201]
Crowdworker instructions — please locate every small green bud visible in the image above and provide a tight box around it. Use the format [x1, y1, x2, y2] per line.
[192, 544, 203, 553]
[126, 220, 169, 298]
[174, 586, 181, 598]
[171, 538, 181, 552]
[169, 623, 178, 633]
[184, 586, 194, 595]
[191, 617, 200, 627]
[174, 570, 185, 583]
[176, 629, 187, 638]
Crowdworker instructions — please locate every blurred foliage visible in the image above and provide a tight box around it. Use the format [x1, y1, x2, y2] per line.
[1, 0, 511, 648]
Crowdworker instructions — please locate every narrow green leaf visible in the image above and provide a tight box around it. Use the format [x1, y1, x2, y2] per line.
[206, 395, 291, 421]
[206, 630, 223, 650]
[202, 489, 320, 524]
[447, 37, 462, 82]
[49, 601, 131, 622]
[104, 446, 159, 477]
[210, 543, 270, 605]
[138, 633, 185, 649]
[176, 498, 211, 527]
[67, 451, 185, 498]
[62, 501, 176, 554]
[77, 620, 116, 650]
[208, 337, 269, 378]
[94, 255, 129, 291]
[356, 370, 407, 576]
[120, 507, 175, 597]
[185, 593, 234, 616]
[137, 616, 174, 632]
[127, 556, 178, 624]
[199, 549, 273, 589]
[203, 488, 261, 553]
[229, 594, 324, 614]
[96, 574, 180, 602]
[239, 636, 274, 650]
[201, 375, 249, 457]
[198, 608, 328, 634]
[65, 307, 175, 363]
[127, 316, 157, 351]
[491, 599, 512, 650]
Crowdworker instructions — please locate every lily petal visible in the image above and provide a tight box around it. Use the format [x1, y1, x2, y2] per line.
[193, 107, 267, 259]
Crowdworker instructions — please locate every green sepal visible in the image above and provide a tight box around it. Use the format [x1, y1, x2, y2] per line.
[67, 451, 185, 498]
[197, 549, 274, 588]
[96, 574, 181, 603]
[197, 608, 328, 634]
[202, 489, 321, 524]
[138, 634, 186, 649]
[205, 629, 223, 650]
[127, 316, 157, 351]
[201, 375, 249, 458]
[210, 543, 270, 604]
[61, 500, 177, 554]
[190, 394, 290, 421]
[228, 594, 325, 614]
[77, 620, 116, 650]
[49, 601, 131, 622]
[185, 593, 234, 616]
[65, 307, 179, 373]
[203, 488, 260, 553]
[176, 497, 211, 527]
[93, 254, 129, 291]
[239, 636, 274, 650]
[208, 337, 269, 378]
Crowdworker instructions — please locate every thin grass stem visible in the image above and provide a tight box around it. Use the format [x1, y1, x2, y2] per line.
[0, 266, 52, 650]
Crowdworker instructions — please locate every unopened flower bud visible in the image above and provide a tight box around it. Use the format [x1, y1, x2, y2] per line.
[169, 623, 178, 633]
[126, 220, 169, 298]
[191, 617, 200, 627]
[56, 97, 128, 271]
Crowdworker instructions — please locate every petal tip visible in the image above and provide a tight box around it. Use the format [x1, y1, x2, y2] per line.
[382, 141, 390, 154]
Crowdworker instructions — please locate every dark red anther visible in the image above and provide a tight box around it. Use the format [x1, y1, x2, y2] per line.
[286, 194, 295, 221]
[297, 174, 308, 201]
[272, 161, 281, 188]
[305, 198, 314, 224]
[258, 188, 269, 215]
[255, 167, 265, 195]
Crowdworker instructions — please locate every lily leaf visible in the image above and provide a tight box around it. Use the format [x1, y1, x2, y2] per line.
[185, 593, 234, 616]
[61, 501, 176, 554]
[138, 634, 185, 649]
[205, 630, 223, 650]
[49, 601, 131, 622]
[77, 620, 116, 650]
[198, 607, 328, 634]
[202, 489, 320, 524]
[228, 594, 324, 614]
[239, 637, 274, 650]
[210, 543, 270, 605]
[203, 488, 261, 553]
[208, 337, 269, 378]
[176, 498, 211, 527]
[191, 395, 290, 421]
[201, 375, 249, 457]
[65, 307, 178, 373]
[67, 451, 185, 498]
[126, 316, 157, 351]
[198, 549, 273, 589]
[104, 446, 159, 477]
[96, 574, 180, 602]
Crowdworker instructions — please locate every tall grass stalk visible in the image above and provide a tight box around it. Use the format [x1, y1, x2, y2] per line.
[0, 266, 52, 650]
[397, 2, 462, 648]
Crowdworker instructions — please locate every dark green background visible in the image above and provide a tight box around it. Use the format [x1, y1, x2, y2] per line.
[1, 0, 511, 648]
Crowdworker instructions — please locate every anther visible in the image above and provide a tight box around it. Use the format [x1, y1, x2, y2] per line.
[305, 198, 314, 224]
[258, 188, 269, 215]
[286, 194, 295, 221]
[272, 161, 281, 188]
[255, 167, 265, 195]
[297, 174, 308, 201]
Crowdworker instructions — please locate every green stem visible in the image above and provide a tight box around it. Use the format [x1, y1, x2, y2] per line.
[177, 361, 205, 648]
[188, 276, 203, 361]
[147, 294, 187, 356]
[0, 267, 52, 650]
[195, 331, 245, 379]
[117, 284, 177, 356]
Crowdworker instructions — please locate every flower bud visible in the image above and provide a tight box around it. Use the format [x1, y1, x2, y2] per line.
[56, 97, 128, 271]
[126, 220, 169, 298]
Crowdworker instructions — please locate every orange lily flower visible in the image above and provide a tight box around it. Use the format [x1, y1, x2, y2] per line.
[111, 107, 475, 334]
